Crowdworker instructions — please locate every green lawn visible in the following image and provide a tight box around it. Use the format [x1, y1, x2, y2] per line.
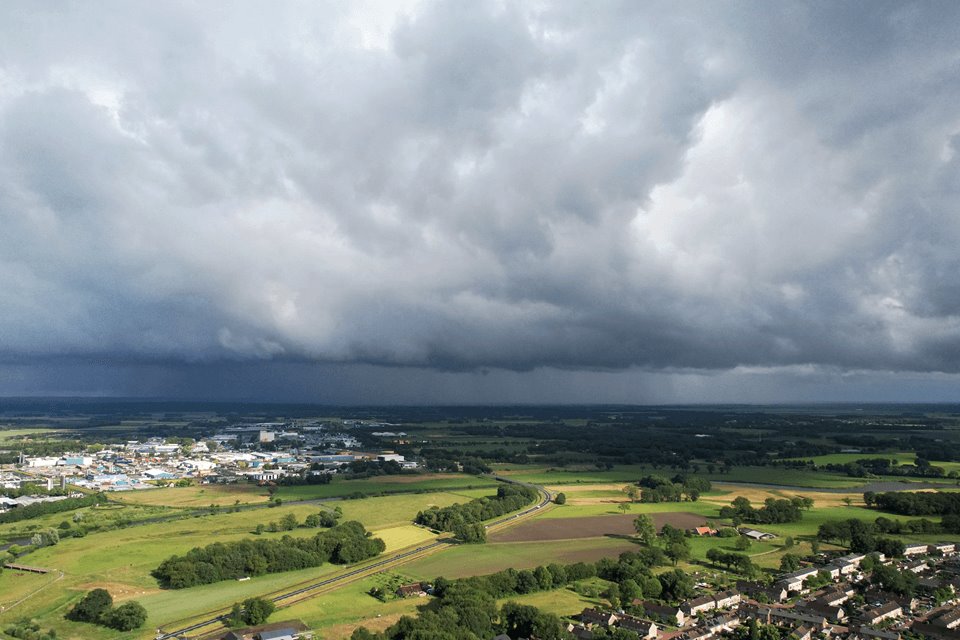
[497, 588, 600, 619]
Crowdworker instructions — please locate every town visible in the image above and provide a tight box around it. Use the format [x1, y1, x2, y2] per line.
[1, 421, 416, 500]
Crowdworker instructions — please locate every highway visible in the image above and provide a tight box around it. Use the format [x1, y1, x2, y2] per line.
[156, 478, 551, 640]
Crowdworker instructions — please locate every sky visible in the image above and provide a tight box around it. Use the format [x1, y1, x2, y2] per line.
[1, 1, 960, 404]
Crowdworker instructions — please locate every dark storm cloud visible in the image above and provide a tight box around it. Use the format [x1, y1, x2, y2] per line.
[2, 0, 960, 388]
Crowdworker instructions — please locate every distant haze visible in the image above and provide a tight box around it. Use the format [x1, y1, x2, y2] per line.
[1, 1, 960, 403]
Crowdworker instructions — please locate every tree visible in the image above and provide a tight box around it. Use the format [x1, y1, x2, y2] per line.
[634, 514, 657, 545]
[67, 589, 113, 623]
[779, 553, 801, 572]
[281, 513, 298, 531]
[554, 492, 567, 505]
[783, 536, 794, 549]
[254, 523, 265, 535]
[453, 522, 486, 544]
[304, 513, 321, 527]
[104, 602, 148, 631]
[241, 597, 275, 625]
[666, 542, 691, 566]
[228, 602, 244, 627]
[618, 502, 631, 514]
[735, 536, 751, 551]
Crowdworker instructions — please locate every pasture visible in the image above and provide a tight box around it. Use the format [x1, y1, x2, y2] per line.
[111, 483, 271, 507]
[274, 474, 499, 500]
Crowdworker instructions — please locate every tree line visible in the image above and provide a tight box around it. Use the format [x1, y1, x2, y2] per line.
[625, 474, 711, 503]
[415, 484, 538, 531]
[67, 588, 148, 632]
[152, 520, 385, 588]
[865, 490, 960, 516]
[351, 550, 702, 640]
[816, 518, 907, 557]
[719, 495, 811, 525]
[0, 493, 106, 524]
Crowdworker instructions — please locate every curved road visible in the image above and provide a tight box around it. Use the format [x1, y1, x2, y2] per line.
[156, 478, 551, 640]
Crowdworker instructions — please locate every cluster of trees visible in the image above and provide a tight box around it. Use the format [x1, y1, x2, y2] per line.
[351, 550, 701, 640]
[626, 475, 711, 503]
[0, 493, 105, 525]
[415, 484, 538, 532]
[66, 589, 148, 632]
[872, 563, 919, 596]
[227, 597, 275, 627]
[865, 490, 960, 516]
[3, 621, 57, 640]
[418, 449, 495, 475]
[273, 468, 333, 486]
[431, 549, 697, 612]
[254, 508, 341, 534]
[823, 458, 948, 479]
[30, 528, 60, 548]
[152, 521, 385, 588]
[353, 580, 566, 640]
[719, 496, 811, 525]
[630, 516, 692, 566]
[816, 518, 907, 557]
[705, 548, 758, 576]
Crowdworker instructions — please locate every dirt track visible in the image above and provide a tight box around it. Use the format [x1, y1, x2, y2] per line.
[490, 512, 708, 543]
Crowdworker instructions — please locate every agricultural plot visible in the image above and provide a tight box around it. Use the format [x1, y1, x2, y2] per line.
[111, 483, 270, 507]
[277, 575, 427, 640]
[403, 537, 642, 580]
[274, 474, 499, 500]
[489, 512, 708, 543]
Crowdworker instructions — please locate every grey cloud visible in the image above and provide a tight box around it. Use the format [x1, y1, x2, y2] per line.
[1, 0, 960, 397]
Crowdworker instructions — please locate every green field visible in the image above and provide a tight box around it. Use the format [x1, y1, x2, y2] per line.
[0, 427, 60, 443]
[403, 537, 641, 580]
[0, 490, 466, 637]
[0, 503, 177, 543]
[274, 474, 500, 500]
[112, 483, 271, 507]
[494, 464, 868, 489]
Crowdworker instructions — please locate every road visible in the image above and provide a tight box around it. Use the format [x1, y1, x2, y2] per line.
[155, 478, 551, 640]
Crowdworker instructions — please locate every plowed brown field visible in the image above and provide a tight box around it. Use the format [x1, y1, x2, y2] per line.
[490, 512, 708, 542]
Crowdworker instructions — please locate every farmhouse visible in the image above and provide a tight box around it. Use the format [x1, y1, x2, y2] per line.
[256, 629, 298, 640]
[690, 526, 718, 536]
[738, 528, 776, 541]
[396, 583, 427, 598]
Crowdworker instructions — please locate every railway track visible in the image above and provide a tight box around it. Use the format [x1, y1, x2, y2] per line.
[156, 478, 551, 640]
